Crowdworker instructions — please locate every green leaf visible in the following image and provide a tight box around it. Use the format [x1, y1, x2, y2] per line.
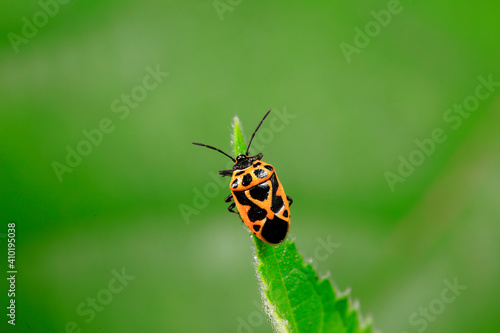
[232, 115, 373, 333]
[232, 116, 247, 156]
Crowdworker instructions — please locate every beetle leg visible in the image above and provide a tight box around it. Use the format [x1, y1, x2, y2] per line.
[227, 202, 238, 214]
[219, 169, 233, 177]
[225, 194, 239, 214]
[286, 195, 293, 206]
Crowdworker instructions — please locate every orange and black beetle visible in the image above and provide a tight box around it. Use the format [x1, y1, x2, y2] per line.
[193, 110, 292, 244]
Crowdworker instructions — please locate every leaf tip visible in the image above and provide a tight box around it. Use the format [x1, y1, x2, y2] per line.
[232, 114, 247, 156]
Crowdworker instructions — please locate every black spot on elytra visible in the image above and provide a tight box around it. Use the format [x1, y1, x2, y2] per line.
[269, 174, 284, 213]
[234, 190, 252, 206]
[235, 170, 245, 176]
[253, 224, 261, 232]
[242, 173, 252, 186]
[248, 206, 267, 222]
[249, 182, 269, 201]
[253, 169, 267, 179]
[272, 196, 284, 213]
[264, 165, 273, 171]
[283, 209, 289, 217]
[231, 179, 239, 189]
[233, 191, 266, 222]
[261, 215, 289, 244]
[254, 162, 262, 167]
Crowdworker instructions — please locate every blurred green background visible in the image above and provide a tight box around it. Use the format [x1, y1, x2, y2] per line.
[1, 1, 499, 332]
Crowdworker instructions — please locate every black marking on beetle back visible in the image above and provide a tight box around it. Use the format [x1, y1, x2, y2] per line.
[253, 168, 267, 179]
[283, 209, 289, 217]
[234, 190, 252, 206]
[235, 170, 245, 176]
[254, 162, 262, 167]
[242, 173, 252, 186]
[249, 182, 269, 201]
[253, 224, 261, 232]
[231, 179, 239, 189]
[269, 174, 284, 213]
[261, 215, 288, 244]
[234, 191, 267, 222]
[248, 206, 267, 222]
[272, 196, 284, 214]
[264, 165, 273, 171]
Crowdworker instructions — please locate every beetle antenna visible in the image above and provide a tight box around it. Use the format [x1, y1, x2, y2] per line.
[246, 109, 271, 155]
[192, 142, 236, 162]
